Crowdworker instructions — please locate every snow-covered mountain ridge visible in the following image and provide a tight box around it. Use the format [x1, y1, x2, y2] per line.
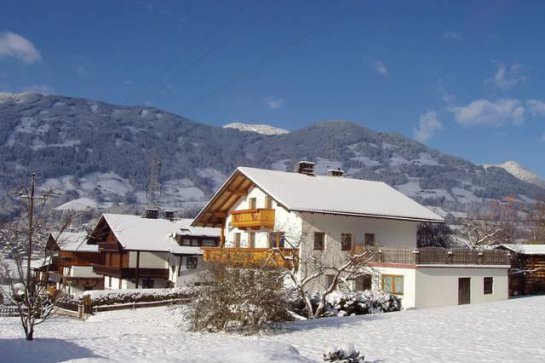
[484, 161, 545, 189]
[0, 92, 543, 220]
[223, 122, 289, 135]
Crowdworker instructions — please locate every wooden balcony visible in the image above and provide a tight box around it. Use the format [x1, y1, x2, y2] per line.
[92, 264, 169, 279]
[230, 209, 275, 230]
[355, 247, 511, 266]
[202, 247, 297, 269]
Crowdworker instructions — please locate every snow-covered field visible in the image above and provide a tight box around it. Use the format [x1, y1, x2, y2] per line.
[2, 296, 545, 362]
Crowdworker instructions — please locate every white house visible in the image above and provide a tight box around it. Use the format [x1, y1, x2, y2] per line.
[87, 213, 220, 290]
[192, 163, 510, 309]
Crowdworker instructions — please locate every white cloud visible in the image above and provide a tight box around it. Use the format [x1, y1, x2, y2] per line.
[0, 32, 41, 64]
[443, 31, 462, 41]
[371, 60, 389, 76]
[486, 63, 525, 90]
[266, 96, 284, 110]
[450, 98, 525, 126]
[414, 111, 443, 143]
[527, 99, 545, 117]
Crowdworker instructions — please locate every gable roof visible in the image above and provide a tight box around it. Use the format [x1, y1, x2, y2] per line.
[193, 167, 444, 227]
[91, 214, 219, 253]
[497, 244, 545, 255]
[56, 231, 98, 252]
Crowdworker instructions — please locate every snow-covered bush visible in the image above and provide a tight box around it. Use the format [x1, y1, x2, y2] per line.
[65, 287, 193, 306]
[186, 264, 291, 334]
[323, 343, 365, 363]
[290, 290, 400, 318]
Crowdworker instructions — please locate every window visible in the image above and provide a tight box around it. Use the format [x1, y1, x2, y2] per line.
[142, 279, 154, 289]
[355, 275, 372, 291]
[248, 232, 255, 249]
[201, 238, 218, 247]
[181, 238, 191, 246]
[108, 276, 112, 288]
[186, 256, 198, 270]
[314, 232, 325, 250]
[325, 274, 335, 288]
[268, 232, 285, 248]
[234, 233, 241, 248]
[249, 197, 257, 209]
[364, 233, 375, 247]
[265, 196, 273, 209]
[484, 277, 493, 294]
[382, 275, 404, 295]
[341, 233, 352, 251]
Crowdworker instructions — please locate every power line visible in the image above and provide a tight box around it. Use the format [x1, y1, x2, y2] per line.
[180, 11, 344, 113]
[126, 1, 247, 104]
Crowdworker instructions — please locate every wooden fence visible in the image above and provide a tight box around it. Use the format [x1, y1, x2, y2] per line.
[367, 247, 511, 266]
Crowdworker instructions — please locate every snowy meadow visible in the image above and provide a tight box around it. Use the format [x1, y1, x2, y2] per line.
[1, 296, 545, 362]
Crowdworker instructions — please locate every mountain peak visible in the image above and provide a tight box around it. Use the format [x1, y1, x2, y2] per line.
[223, 122, 289, 136]
[485, 161, 545, 188]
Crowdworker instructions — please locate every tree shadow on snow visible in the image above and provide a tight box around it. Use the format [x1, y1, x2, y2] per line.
[275, 312, 390, 334]
[0, 338, 102, 363]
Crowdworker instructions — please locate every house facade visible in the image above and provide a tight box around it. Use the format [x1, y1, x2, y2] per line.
[496, 244, 545, 296]
[88, 213, 219, 290]
[192, 163, 510, 309]
[45, 232, 104, 296]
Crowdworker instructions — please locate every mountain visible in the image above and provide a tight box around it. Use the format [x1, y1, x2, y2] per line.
[484, 161, 545, 189]
[223, 122, 289, 135]
[0, 92, 544, 221]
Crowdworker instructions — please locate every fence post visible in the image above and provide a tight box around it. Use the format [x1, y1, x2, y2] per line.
[447, 250, 453, 264]
[412, 249, 420, 264]
[78, 304, 84, 319]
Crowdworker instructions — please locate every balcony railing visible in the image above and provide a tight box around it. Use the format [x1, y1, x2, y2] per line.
[230, 209, 275, 229]
[92, 264, 169, 279]
[202, 247, 297, 268]
[357, 247, 511, 266]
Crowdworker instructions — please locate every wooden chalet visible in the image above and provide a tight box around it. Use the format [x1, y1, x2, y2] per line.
[44, 232, 104, 295]
[88, 213, 220, 289]
[496, 244, 545, 295]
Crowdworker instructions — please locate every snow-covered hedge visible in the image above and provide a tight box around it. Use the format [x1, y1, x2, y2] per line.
[290, 290, 401, 318]
[66, 287, 194, 306]
[323, 343, 365, 363]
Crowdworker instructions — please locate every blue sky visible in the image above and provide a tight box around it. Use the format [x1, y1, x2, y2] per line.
[1, 0, 545, 176]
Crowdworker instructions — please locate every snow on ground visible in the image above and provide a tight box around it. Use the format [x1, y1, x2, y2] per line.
[2, 296, 545, 362]
[55, 198, 98, 211]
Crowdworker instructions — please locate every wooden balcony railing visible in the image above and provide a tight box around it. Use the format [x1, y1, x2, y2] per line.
[356, 247, 511, 266]
[202, 247, 297, 268]
[230, 209, 275, 229]
[92, 264, 169, 279]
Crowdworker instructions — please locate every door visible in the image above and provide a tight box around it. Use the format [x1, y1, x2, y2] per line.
[458, 278, 471, 305]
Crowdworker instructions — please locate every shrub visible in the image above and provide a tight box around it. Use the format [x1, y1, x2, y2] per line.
[64, 287, 193, 306]
[290, 290, 401, 318]
[323, 343, 365, 363]
[187, 264, 291, 333]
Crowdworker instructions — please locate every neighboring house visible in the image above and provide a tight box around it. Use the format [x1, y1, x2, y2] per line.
[192, 162, 511, 309]
[496, 244, 545, 295]
[45, 231, 104, 296]
[87, 213, 220, 290]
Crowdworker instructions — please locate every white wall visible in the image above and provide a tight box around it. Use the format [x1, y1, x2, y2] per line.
[414, 266, 509, 308]
[371, 266, 417, 309]
[128, 251, 169, 269]
[224, 186, 303, 248]
[64, 265, 102, 278]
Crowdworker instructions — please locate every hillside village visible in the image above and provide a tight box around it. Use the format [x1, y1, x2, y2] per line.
[3, 1, 545, 362]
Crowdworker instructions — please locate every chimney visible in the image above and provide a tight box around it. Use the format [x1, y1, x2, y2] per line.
[297, 161, 315, 176]
[144, 208, 159, 219]
[164, 210, 175, 221]
[327, 168, 344, 177]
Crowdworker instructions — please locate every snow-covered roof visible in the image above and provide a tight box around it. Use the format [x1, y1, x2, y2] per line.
[97, 214, 219, 253]
[497, 244, 545, 255]
[193, 167, 444, 227]
[55, 231, 98, 252]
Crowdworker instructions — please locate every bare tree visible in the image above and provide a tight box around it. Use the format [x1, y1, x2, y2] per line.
[274, 242, 375, 319]
[528, 201, 545, 242]
[0, 174, 71, 341]
[457, 218, 503, 250]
